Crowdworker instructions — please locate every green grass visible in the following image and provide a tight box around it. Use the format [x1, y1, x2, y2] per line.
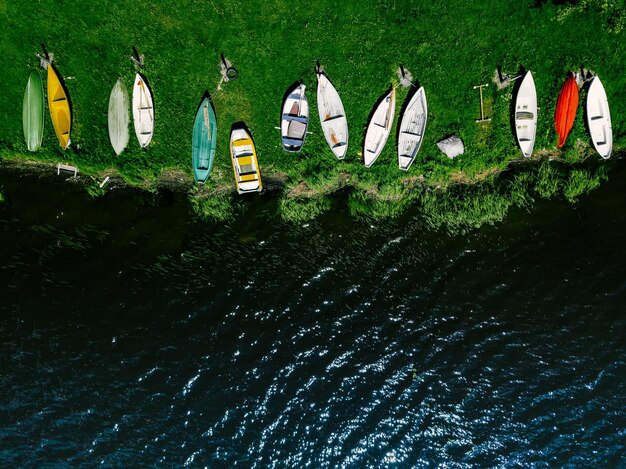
[563, 166, 609, 202]
[420, 184, 514, 234]
[415, 158, 612, 234]
[1, 0, 624, 225]
[188, 185, 237, 221]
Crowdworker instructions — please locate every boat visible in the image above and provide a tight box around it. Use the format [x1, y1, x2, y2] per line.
[132, 73, 154, 147]
[192, 95, 217, 183]
[108, 78, 130, 155]
[364, 87, 396, 168]
[230, 125, 262, 194]
[586, 76, 612, 159]
[22, 71, 44, 152]
[47, 64, 71, 150]
[514, 71, 538, 157]
[555, 72, 579, 148]
[281, 83, 309, 152]
[397, 86, 427, 170]
[316, 69, 348, 159]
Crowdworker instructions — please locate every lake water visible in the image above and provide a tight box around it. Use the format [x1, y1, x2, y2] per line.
[0, 163, 624, 467]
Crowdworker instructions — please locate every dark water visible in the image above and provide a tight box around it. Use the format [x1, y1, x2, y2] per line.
[0, 164, 624, 467]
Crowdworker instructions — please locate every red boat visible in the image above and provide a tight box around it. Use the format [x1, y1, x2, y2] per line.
[554, 72, 579, 147]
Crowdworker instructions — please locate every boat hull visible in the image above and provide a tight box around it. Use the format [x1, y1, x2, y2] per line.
[555, 73, 579, 148]
[316, 72, 348, 159]
[192, 96, 217, 183]
[47, 65, 71, 150]
[364, 87, 396, 168]
[397, 86, 427, 170]
[132, 73, 154, 148]
[108, 79, 130, 155]
[586, 76, 612, 159]
[23, 72, 44, 152]
[281, 84, 309, 152]
[230, 126, 262, 194]
[514, 71, 538, 157]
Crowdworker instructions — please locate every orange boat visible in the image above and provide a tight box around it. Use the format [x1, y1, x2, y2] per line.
[554, 73, 579, 148]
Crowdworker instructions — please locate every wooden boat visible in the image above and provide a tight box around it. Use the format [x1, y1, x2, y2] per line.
[397, 86, 427, 170]
[555, 72, 579, 148]
[514, 71, 538, 158]
[316, 70, 348, 159]
[586, 76, 612, 159]
[47, 64, 71, 150]
[108, 79, 130, 155]
[192, 95, 217, 183]
[281, 83, 309, 152]
[22, 71, 44, 152]
[364, 87, 396, 168]
[132, 73, 154, 147]
[230, 125, 262, 194]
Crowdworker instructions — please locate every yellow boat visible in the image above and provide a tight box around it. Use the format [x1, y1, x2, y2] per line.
[47, 64, 71, 149]
[230, 125, 262, 194]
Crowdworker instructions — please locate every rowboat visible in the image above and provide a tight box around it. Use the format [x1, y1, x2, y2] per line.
[108, 79, 130, 155]
[47, 64, 71, 150]
[514, 71, 538, 157]
[132, 73, 154, 147]
[230, 125, 262, 194]
[192, 95, 217, 183]
[281, 83, 309, 152]
[316, 70, 348, 159]
[397, 86, 427, 170]
[22, 71, 44, 152]
[586, 76, 612, 159]
[364, 87, 396, 167]
[555, 72, 579, 148]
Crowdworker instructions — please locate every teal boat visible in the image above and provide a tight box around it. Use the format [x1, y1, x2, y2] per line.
[22, 71, 44, 151]
[192, 95, 217, 183]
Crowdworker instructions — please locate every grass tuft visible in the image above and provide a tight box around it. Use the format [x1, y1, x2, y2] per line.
[420, 184, 513, 235]
[279, 195, 332, 223]
[189, 188, 235, 221]
[563, 166, 609, 202]
[534, 160, 562, 199]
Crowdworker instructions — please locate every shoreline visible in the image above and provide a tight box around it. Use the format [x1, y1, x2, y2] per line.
[1, 147, 619, 230]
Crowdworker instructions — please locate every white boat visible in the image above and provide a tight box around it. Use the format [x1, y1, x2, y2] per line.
[316, 70, 348, 159]
[281, 83, 309, 152]
[514, 71, 538, 158]
[586, 76, 612, 159]
[364, 87, 396, 168]
[397, 86, 427, 171]
[132, 73, 154, 148]
[108, 78, 130, 155]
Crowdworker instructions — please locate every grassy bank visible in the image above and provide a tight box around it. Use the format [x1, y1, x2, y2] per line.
[1, 0, 625, 222]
